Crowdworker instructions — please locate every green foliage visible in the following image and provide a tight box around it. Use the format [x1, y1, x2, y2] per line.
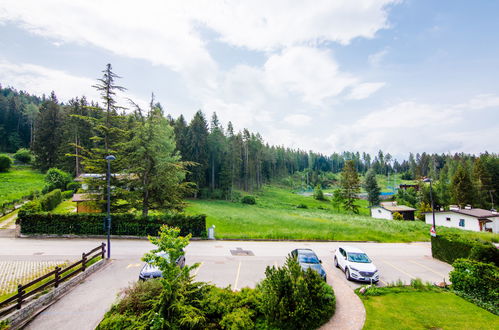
[450, 259, 499, 314]
[364, 169, 380, 206]
[0, 155, 12, 172]
[258, 256, 335, 329]
[13, 148, 32, 164]
[0, 167, 45, 206]
[18, 212, 206, 237]
[66, 181, 81, 192]
[416, 201, 432, 221]
[241, 195, 256, 205]
[392, 212, 404, 220]
[340, 160, 360, 213]
[313, 184, 325, 201]
[451, 163, 475, 207]
[62, 190, 74, 199]
[19, 200, 42, 216]
[43, 168, 72, 193]
[296, 203, 308, 209]
[395, 187, 418, 208]
[38, 189, 63, 212]
[431, 234, 499, 265]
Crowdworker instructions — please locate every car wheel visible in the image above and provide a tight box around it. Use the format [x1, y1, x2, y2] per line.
[334, 256, 339, 268]
[345, 268, 351, 281]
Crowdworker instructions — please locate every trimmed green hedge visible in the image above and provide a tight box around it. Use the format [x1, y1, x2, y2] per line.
[450, 259, 499, 314]
[18, 213, 206, 237]
[39, 189, 62, 211]
[431, 234, 499, 266]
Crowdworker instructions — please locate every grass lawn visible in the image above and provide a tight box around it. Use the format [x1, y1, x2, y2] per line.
[185, 185, 499, 242]
[0, 166, 45, 204]
[51, 199, 77, 214]
[361, 290, 498, 329]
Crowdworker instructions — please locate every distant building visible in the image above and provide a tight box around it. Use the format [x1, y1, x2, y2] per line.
[399, 184, 419, 191]
[371, 201, 416, 220]
[424, 206, 499, 233]
[72, 193, 100, 213]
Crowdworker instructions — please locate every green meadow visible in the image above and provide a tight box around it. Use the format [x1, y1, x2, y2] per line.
[0, 166, 45, 205]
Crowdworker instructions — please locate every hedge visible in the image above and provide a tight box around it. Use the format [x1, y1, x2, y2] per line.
[38, 189, 63, 211]
[431, 234, 499, 266]
[18, 213, 206, 237]
[450, 259, 499, 314]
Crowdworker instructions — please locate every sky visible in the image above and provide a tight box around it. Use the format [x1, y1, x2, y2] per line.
[0, 0, 498, 159]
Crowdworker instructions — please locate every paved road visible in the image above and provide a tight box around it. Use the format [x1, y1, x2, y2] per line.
[1, 237, 453, 329]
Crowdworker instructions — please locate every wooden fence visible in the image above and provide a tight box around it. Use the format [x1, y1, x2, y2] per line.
[0, 243, 106, 317]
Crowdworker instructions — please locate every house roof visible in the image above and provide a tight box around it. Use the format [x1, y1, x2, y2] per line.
[72, 193, 98, 202]
[378, 202, 416, 212]
[424, 208, 499, 219]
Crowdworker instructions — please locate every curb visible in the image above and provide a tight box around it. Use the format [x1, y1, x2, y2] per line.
[2, 258, 110, 329]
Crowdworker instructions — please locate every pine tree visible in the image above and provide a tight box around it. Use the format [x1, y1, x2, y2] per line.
[364, 169, 380, 206]
[186, 110, 209, 196]
[340, 160, 361, 213]
[451, 163, 474, 207]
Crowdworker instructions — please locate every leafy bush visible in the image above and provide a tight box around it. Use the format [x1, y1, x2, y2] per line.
[392, 212, 404, 220]
[66, 181, 81, 192]
[0, 154, 12, 172]
[18, 212, 206, 237]
[258, 256, 335, 329]
[450, 259, 499, 314]
[13, 148, 32, 164]
[62, 190, 74, 199]
[43, 168, 72, 193]
[431, 234, 499, 266]
[313, 184, 325, 201]
[39, 189, 62, 211]
[241, 195, 256, 205]
[296, 203, 308, 209]
[19, 200, 42, 217]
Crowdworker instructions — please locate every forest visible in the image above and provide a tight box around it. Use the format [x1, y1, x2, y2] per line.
[0, 65, 498, 212]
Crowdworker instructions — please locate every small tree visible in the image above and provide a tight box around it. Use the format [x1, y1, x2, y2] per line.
[364, 169, 380, 206]
[331, 189, 344, 211]
[392, 212, 404, 220]
[0, 155, 12, 172]
[313, 184, 325, 201]
[451, 164, 475, 207]
[416, 201, 432, 221]
[43, 168, 72, 193]
[14, 148, 33, 164]
[340, 160, 361, 213]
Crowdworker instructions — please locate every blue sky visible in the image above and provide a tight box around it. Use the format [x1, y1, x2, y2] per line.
[0, 0, 498, 159]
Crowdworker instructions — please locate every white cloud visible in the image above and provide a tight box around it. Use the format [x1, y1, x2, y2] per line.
[346, 82, 386, 100]
[368, 48, 388, 67]
[457, 94, 499, 110]
[283, 114, 312, 127]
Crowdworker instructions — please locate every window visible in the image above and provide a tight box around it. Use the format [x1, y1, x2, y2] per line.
[459, 219, 465, 227]
[446, 217, 451, 222]
[378, 209, 382, 213]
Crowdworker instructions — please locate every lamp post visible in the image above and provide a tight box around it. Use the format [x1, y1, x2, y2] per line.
[423, 178, 436, 237]
[105, 155, 116, 259]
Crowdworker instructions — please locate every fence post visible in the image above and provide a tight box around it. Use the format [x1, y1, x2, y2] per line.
[82, 252, 87, 272]
[54, 267, 60, 288]
[101, 243, 106, 259]
[16, 284, 23, 310]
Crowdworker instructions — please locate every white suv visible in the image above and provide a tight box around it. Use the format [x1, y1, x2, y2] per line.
[334, 246, 379, 283]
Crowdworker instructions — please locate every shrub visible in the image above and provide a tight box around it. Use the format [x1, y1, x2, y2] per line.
[241, 195, 256, 205]
[39, 189, 62, 211]
[18, 200, 42, 217]
[18, 212, 207, 237]
[13, 148, 32, 164]
[43, 168, 72, 193]
[66, 181, 81, 192]
[392, 212, 404, 220]
[62, 190, 74, 199]
[0, 155, 12, 172]
[431, 234, 499, 266]
[313, 184, 325, 201]
[297, 203, 308, 209]
[258, 256, 335, 329]
[113, 279, 162, 315]
[450, 259, 499, 313]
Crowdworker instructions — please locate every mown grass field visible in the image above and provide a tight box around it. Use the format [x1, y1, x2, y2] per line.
[0, 166, 45, 204]
[362, 290, 498, 329]
[186, 185, 499, 242]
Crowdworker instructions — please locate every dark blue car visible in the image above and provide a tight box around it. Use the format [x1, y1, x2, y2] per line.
[290, 248, 327, 281]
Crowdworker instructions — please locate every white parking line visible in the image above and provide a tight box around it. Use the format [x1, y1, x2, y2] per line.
[382, 260, 416, 280]
[409, 260, 447, 278]
[193, 261, 204, 276]
[233, 261, 242, 291]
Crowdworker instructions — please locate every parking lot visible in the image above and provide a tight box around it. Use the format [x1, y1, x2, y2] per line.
[185, 240, 453, 289]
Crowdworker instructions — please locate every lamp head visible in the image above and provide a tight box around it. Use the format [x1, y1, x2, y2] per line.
[105, 155, 116, 161]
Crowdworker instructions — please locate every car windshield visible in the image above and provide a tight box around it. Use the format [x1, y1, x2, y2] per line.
[298, 254, 320, 264]
[347, 252, 371, 263]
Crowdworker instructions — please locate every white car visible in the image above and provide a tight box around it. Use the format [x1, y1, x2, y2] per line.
[334, 246, 379, 283]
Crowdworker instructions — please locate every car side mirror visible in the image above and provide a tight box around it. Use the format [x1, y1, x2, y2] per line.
[319, 260, 322, 263]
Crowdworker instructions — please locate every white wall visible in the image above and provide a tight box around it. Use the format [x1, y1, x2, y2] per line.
[371, 207, 393, 220]
[425, 212, 481, 232]
[484, 217, 499, 233]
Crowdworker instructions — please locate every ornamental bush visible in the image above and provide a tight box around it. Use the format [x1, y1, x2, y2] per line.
[62, 190, 74, 199]
[13, 148, 32, 164]
[241, 195, 256, 205]
[431, 234, 499, 266]
[0, 155, 12, 172]
[43, 168, 72, 193]
[39, 189, 62, 212]
[450, 259, 499, 313]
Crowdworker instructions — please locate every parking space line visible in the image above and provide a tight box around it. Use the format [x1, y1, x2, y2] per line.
[193, 261, 204, 276]
[382, 260, 416, 280]
[233, 261, 242, 291]
[409, 260, 447, 278]
[379, 279, 388, 286]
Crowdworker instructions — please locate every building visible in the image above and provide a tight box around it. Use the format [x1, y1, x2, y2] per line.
[72, 193, 100, 213]
[424, 206, 499, 233]
[371, 201, 416, 220]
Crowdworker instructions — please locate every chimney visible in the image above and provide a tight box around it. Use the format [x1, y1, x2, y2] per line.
[449, 205, 460, 211]
[465, 205, 472, 210]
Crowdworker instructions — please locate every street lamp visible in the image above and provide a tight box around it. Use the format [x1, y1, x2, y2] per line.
[423, 178, 436, 237]
[105, 155, 116, 259]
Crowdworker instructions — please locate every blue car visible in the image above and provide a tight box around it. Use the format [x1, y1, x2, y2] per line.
[290, 248, 327, 281]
